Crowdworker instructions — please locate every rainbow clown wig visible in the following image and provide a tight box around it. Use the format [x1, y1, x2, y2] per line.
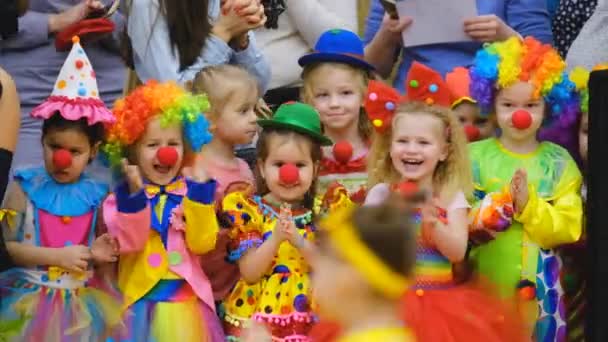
[470, 36, 584, 156]
[102, 81, 212, 168]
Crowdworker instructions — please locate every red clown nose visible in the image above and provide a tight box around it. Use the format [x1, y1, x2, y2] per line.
[464, 125, 481, 142]
[333, 141, 353, 164]
[157, 147, 179, 167]
[52, 149, 72, 169]
[397, 180, 419, 198]
[279, 163, 299, 185]
[511, 110, 533, 130]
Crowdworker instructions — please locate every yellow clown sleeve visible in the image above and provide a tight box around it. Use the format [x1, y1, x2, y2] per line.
[515, 159, 583, 249]
[182, 197, 219, 255]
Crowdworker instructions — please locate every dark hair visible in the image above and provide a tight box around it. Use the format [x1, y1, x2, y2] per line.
[255, 128, 323, 211]
[42, 112, 105, 146]
[351, 197, 417, 277]
[123, 0, 211, 71]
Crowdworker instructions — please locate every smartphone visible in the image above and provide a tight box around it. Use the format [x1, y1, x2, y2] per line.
[380, 0, 399, 19]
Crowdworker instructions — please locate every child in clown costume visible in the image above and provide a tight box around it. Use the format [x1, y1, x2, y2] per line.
[101, 81, 224, 341]
[220, 102, 332, 341]
[468, 37, 584, 341]
[0, 36, 122, 341]
[445, 66, 497, 142]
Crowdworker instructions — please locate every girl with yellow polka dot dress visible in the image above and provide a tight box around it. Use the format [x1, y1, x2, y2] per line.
[220, 102, 332, 341]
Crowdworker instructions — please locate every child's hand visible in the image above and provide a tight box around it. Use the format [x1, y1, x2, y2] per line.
[283, 219, 304, 248]
[182, 154, 209, 183]
[242, 320, 272, 342]
[121, 159, 144, 194]
[272, 203, 292, 242]
[510, 169, 529, 214]
[420, 202, 438, 246]
[57, 245, 92, 273]
[91, 233, 119, 263]
[420, 199, 446, 245]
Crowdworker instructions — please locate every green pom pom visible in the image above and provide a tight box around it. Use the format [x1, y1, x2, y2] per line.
[410, 80, 419, 88]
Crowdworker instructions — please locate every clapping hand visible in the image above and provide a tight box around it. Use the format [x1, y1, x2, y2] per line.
[510, 169, 529, 215]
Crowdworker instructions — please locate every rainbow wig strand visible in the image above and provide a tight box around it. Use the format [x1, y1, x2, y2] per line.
[470, 37, 577, 119]
[102, 81, 212, 168]
[470, 36, 585, 160]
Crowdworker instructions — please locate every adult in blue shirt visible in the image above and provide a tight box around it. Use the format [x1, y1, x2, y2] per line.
[363, 0, 553, 92]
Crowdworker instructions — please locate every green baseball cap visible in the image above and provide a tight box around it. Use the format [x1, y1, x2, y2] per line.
[258, 102, 333, 146]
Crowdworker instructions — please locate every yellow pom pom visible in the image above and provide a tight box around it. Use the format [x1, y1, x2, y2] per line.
[72, 36, 80, 44]
[569, 66, 590, 90]
[372, 119, 383, 127]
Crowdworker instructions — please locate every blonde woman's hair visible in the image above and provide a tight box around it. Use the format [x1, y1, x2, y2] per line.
[300, 62, 373, 140]
[191, 65, 260, 120]
[367, 102, 472, 201]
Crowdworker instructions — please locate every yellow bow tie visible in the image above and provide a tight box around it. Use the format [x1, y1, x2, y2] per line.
[144, 178, 186, 197]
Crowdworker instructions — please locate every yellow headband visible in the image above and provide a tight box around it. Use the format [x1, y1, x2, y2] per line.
[320, 206, 409, 299]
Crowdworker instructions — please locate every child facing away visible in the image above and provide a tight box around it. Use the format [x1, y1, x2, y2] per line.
[468, 37, 584, 341]
[362, 62, 526, 341]
[445, 66, 496, 142]
[220, 102, 332, 341]
[190, 65, 259, 302]
[299, 29, 373, 202]
[312, 198, 419, 342]
[101, 81, 224, 342]
[0, 37, 121, 341]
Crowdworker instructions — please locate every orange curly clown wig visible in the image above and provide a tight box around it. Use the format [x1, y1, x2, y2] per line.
[102, 80, 212, 168]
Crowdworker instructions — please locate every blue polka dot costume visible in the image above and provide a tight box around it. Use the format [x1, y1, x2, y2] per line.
[220, 192, 315, 341]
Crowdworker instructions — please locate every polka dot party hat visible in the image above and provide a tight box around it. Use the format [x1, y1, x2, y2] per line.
[31, 36, 115, 125]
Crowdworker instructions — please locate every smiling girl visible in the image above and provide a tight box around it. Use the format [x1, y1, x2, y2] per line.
[219, 102, 332, 341]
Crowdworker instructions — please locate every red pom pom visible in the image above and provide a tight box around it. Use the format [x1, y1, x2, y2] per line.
[511, 110, 533, 130]
[279, 163, 300, 185]
[397, 181, 419, 197]
[464, 125, 481, 142]
[157, 147, 179, 167]
[518, 286, 536, 300]
[52, 149, 73, 169]
[75, 60, 84, 69]
[332, 141, 353, 164]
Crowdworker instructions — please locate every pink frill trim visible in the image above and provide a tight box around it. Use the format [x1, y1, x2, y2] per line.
[253, 312, 314, 326]
[31, 96, 116, 125]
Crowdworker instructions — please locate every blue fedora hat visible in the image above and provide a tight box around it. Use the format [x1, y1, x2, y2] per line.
[298, 29, 375, 71]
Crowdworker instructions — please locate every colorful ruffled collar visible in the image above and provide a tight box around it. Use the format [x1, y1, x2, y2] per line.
[15, 167, 108, 216]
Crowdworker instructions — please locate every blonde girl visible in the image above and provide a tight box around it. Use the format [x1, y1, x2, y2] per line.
[362, 62, 526, 341]
[299, 29, 373, 201]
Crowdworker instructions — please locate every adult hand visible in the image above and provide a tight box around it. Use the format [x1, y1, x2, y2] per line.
[378, 13, 412, 46]
[48, 0, 104, 33]
[463, 15, 519, 43]
[214, 0, 266, 43]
